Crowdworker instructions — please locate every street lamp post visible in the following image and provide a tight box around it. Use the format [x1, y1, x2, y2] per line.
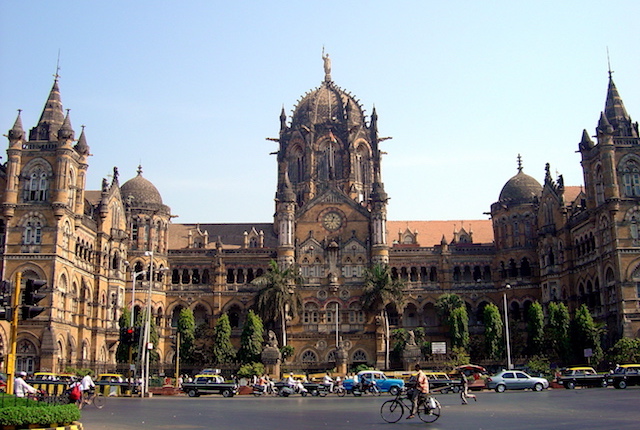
[504, 284, 512, 370]
[143, 251, 154, 397]
[130, 269, 146, 327]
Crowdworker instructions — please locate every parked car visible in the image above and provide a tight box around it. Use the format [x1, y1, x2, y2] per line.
[486, 370, 549, 392]
[557, 367, 607, 389]
[181, 374, 238, 397]
[608, 364, 640, 389]
[343, 370, 404, 395]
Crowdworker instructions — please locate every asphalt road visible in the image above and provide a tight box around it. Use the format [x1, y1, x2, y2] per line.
[78, 387, 640, 430]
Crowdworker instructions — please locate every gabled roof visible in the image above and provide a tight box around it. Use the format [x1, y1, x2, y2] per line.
[387, 220, 494, 247]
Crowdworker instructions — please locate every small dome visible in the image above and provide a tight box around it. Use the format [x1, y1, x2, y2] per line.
[499, 170, 542, 204]
[291, 81, 364, 129]
[121, 166, 163, 206]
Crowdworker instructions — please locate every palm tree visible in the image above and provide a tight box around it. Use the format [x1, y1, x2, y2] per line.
[252, 259, 302, 347]
[361, 263, 405, 369]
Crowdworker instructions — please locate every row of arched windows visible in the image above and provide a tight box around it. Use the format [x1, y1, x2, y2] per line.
[575, 233, 596, 258]
[171, 268, 211, 285]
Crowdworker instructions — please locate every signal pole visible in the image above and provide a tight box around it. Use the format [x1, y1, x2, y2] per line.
[6, 271, 22, 395]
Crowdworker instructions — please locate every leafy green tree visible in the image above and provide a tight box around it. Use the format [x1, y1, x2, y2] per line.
[443, 346, 470, 370]
[237, 310, 264, 364]
[483, 303, 504, 360]
[360, 263, 405, 369]
[237, 362, 266, 379]
[253, 260, 302, 346]
[607, 338, 640, 364]
[526, 301, 545, 354]
[546, 301, 570, 363]
[571, 304, 604, 364]
[177, 308, 196, 363]
[116, 307, 132, 363]
[211, 314, 236, 364]
[435, 294, 469, 351]
[192, 323, 215, 364]
[136, 310, 160, 363]
[280, 344, 295, 361]
[435, 293, 464, 321]
[450, 306, 469, 350]
[527, 355, 552, 378]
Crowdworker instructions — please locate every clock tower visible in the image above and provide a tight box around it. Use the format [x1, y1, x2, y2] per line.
[273, 53, 390, 290]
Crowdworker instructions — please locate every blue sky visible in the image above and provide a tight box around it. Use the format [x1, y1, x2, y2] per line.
[1, 1, 639, 224]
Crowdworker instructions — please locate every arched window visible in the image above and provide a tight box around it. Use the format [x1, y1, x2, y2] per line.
[301, 350, 318, 364]
[595, 167, 605, 205]
[622, 161, 640, 196]
[352, 350, 368, 363]
[23, 164, 50, 202]
[23, 217, 43, 244]
[304, 303, 319, 324]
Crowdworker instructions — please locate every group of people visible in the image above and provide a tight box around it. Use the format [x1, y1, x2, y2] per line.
[12, 370, 96, 408]
[252, 374, 277, 394]
[406, 364, 477, 419]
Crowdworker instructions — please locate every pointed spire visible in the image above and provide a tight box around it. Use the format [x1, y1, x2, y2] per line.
[58, 109, 75, 140]
[280, 105, 288, 132]
[29, 77, 65, 141]
[74, 125, 90, 155]
[603, 74, 638, 138]
[8, 109, 24, 141]
[597, 111, 614, 135]
[579, 129, 594, 151]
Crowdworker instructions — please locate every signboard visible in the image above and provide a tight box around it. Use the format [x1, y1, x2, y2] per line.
[584, 348, 593, 358]
[432, 341, 447, 354]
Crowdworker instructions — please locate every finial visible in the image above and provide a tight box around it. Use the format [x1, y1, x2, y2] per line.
[137, 164, 143, 175]
[607, 47, 614, 79]
[54, 49, 61, 81]
[517, 154, 523, 172]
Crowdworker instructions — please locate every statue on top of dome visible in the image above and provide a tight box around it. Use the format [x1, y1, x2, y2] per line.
[322, 47, 331, 81]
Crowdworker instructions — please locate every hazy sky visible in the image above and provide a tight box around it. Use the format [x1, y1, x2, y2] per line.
[1, 1, 638, 224]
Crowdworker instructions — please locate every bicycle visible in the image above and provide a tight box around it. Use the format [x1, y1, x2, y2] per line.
[380, 388, 441, 423]
[79, 388, 106, 409]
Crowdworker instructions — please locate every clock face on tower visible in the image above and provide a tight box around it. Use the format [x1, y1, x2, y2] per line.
[323, 211, 343, 231]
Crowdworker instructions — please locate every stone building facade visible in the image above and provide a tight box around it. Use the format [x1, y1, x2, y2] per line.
[1, 63, 638, 374]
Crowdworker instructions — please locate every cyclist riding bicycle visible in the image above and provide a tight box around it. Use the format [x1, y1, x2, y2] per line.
[407, 364, 429, 419]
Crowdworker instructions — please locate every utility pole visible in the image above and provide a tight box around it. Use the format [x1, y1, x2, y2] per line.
[6, 272, 22, 395]
[174, 331, 180, 389]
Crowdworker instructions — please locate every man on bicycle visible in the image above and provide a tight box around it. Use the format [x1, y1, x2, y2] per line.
[80, 372, 96, 405]
[407, 364, 429, 419]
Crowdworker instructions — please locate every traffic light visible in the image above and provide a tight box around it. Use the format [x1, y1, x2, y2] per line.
[120, 327, 135, 345]
[22, 279, 47, 319]
[0, 281, 12, 321]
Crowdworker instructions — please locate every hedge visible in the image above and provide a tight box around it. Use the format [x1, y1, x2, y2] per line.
[0, 404, 80, 427]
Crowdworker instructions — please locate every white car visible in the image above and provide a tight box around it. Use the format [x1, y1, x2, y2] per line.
[486, 370, 549, 392]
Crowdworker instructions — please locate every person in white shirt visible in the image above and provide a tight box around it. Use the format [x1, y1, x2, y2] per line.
[14, 372, 36, 398]
[322, 372, 334, 393]
[80, 373, 96, 404]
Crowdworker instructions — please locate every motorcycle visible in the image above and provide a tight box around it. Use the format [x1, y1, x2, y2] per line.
[252, 384, 276, 396]
[317, 383, 346, 397]
[352, 379, 380, 396]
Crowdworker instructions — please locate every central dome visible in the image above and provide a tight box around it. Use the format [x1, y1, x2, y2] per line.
[291, 81, 365, 128]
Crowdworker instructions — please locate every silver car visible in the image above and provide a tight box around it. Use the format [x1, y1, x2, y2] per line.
[486, 370, 549, 393]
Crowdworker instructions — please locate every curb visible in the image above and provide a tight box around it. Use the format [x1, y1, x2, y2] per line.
[1, 421, 83, 430]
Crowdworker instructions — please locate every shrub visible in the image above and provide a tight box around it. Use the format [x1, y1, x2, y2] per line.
[0, 404, 80, 427]
[237, 362, 265, 379]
